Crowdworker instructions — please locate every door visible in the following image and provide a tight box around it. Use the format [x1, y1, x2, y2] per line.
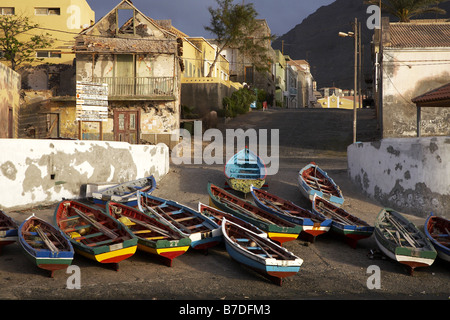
[8, 107, 13, 138]
[114, 110, 139, 144]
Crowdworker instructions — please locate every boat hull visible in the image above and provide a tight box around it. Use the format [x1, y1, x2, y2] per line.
[224, 147, 267, 194]
[250, 187, 332, 242]
[298, 162, 344, 207]
[137, 193, 221, 251]
[226, 178, 266, 194]
[312, 195, 373, 248]
[374, 208, 437, 275]
[19, 215, 74, 277]
[222, 219, 303, 286]
[208, 183, 300, 246]
[424, 214, 450, 263]
[53, 200, 138, 267]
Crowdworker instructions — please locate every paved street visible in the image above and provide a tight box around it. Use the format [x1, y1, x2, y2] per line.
[1, 108, 448, 306]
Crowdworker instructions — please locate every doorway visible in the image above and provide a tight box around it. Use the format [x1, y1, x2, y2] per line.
[114, 110, 139, 144]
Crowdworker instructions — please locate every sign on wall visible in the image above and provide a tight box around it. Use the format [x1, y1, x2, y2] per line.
[76, 81, 108, 122]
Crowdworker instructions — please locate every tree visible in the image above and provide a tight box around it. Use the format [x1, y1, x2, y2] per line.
[0, 15, 52, 70]
[365, 0, 449, 22]
[204, 0, 274, 77]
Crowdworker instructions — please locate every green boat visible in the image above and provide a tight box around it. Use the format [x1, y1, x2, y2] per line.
[207, 183, 301, 246]
[374, 208, 437, 275]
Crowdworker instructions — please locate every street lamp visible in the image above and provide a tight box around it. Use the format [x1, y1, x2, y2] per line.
[339, 18, 359, 144]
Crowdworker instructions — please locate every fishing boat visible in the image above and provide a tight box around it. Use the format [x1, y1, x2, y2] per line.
[224, 147, 267, 194]
[312, 195, 374, 248]
[374, 208, 437, 275]
[106, 201, 191, 267]
[298, 162, 344, 207]
[208, 183, 301, 245]
[91, 175, 156, 207]
[53, 200, 138, 270]
[137, 192, 221, 251]
[18, 214, 74, 277]
[250, 186, 332, 242]
[424, 213, 450, 263]
[222, 218, 303, 286]
[198, 202, 267, 238]
[0, 210, 18, 253]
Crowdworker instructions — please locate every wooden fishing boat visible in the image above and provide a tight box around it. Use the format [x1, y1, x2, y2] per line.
[137, 192, 221, 251]
[250, 186, 332, 243]
[198, 202, 267, 238]
[222, 218, 303, 286]
[424, 213, 450, 263]
[208, 183, 301, 245]
[374, 208, 437, 275]
[106, 201, 191, 267]
[224, 147, 267, 194]
[0, 210, 18, 253]
[53, 200, 138, 270]
[18, 214, 74, 277]
[298, 162, 344, 207]
[312, 195, 374, 248]
[92, 175, 156, 207]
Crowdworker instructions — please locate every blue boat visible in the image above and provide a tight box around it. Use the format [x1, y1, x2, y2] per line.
[425, 213, 450, 263]
[92, 175, 156, 207]
[0, 210, 18, 253]
[222, 218, 303, 286]
[298, 162, 344, 207]
[137, 192, 221, 251]
[224, 147, 267, 194]
[19, 215, 74, 277]
[250, 186, 332, 242]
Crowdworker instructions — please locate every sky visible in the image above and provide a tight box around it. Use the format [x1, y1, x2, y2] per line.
[86, 0, 335, 39]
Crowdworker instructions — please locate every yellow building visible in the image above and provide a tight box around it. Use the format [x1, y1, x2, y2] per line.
[0, 0, 95, 65]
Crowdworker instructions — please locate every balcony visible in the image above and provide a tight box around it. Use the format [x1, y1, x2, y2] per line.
[92, 77, 175, 100]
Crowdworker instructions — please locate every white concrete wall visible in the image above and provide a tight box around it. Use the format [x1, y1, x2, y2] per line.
[347, 137, 450, 219]
[0, 139, 169, 210]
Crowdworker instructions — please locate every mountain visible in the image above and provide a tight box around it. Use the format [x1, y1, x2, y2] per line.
[272, 0, 450, 90]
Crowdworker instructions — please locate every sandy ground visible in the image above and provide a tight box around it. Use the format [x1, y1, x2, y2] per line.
[0, 108, 448, 306]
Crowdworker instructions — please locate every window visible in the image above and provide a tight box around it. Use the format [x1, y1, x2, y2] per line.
[0, 7, 15, 15]
[35, 8, 60, 15]
[36, 51, 62, 58]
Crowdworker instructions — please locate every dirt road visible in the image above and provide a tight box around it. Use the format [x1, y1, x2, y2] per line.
[1, 109, 448, 306]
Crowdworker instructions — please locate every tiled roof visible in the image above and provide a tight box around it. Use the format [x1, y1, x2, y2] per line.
[387, 20, 450, 48]
[412, 82, 450, 105]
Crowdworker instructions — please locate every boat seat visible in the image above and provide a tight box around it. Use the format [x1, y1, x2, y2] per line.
[174, 216, 197, 222]
[167, 210, 184, 215]
[187, 223, 205, 230]
[72, 232, 104, 241]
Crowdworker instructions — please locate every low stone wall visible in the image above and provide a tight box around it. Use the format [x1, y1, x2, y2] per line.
[0, 139, 169, 210]
[347, 137, 450, 219]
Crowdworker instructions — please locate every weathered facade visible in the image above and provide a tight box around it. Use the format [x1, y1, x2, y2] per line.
[71, 0, 181, 147]
[374, 19, 450, 138]
[0, 63, 20, 138]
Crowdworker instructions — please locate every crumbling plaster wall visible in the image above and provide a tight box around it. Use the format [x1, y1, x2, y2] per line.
[0, 139, 169, 210]
[347, 137, 450, 219]
[382, 48, 450, 138]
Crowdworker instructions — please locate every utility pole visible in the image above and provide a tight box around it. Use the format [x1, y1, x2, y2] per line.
[353, 17, 358, 143]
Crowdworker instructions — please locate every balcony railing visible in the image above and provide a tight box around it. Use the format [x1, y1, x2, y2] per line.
[93, 77, 175, 98]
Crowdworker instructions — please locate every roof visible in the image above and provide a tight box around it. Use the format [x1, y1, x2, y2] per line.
[412, 82, 450, 106]
[387, 20, 450, 48]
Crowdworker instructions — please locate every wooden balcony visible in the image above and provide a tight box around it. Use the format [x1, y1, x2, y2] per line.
[93, 77, 176, 100]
